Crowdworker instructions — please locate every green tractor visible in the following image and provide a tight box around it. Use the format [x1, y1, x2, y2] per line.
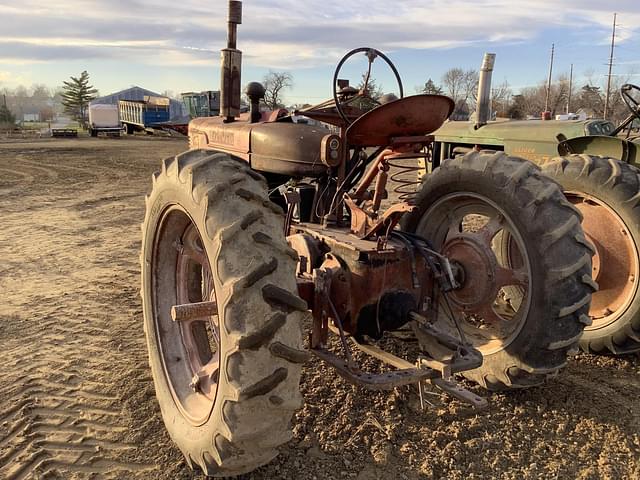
[431, 57, 640, 355]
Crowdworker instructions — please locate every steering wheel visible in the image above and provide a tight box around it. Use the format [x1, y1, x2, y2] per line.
[332, 47, 404, 126]
[621, 83, 640, 121]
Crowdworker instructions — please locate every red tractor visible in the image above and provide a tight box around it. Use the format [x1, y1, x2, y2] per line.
[141, 2, 594, 476]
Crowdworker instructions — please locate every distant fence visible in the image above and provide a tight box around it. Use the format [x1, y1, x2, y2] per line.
[0, 128, 44, 139]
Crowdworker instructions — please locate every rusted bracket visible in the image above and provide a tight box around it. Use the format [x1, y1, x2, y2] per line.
[344, 195, 415, 240]
[310, 347, 434, 390]
[282, 189, 300, 236]
[430, 377, 488, 410]
[310, 326, 486, 405]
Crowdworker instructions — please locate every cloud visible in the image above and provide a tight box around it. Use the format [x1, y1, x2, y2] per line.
[0, 1, 637, 68]
[0, 70, 32, 86]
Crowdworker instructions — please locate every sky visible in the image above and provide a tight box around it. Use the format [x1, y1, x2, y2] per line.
[0, 0, 639, 103]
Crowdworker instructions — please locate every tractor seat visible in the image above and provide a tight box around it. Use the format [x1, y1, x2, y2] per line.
[346, 94, 454, 147]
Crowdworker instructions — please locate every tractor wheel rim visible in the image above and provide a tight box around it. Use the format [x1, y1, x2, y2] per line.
[416, 193, 532, 355]
[567, 192, 639, 329]
[153, 207, 220, 426]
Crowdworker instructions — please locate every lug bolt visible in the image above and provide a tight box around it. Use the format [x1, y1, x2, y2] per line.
[189, 374, 201, 393]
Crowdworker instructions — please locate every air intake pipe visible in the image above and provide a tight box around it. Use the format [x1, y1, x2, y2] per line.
[220, 1, 242, 122]
[475, 53, 495, 129]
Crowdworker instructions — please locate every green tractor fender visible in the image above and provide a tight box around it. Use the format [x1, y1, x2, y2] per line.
[558, 135, 639, 166]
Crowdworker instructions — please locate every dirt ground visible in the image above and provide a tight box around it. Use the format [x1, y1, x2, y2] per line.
[0, 137, 638, 480]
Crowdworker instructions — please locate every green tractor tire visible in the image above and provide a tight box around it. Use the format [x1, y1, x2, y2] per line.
[542, 154, 640, 354]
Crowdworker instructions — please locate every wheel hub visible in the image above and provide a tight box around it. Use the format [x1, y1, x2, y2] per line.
[443, 233, 499, 311]
[153, 208, 220, 426]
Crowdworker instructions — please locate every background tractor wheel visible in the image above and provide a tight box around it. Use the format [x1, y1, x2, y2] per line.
[402, 151, 595, 390]
[141, 150, 308, 477]
[542, 154, 640, 354]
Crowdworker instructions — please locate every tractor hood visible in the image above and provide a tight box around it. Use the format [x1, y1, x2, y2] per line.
[189, 116, 330, 177]
[434, 119, 596, 145]
[433, 118, 620, 163]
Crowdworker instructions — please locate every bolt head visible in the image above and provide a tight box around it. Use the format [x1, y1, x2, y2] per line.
[189, 374, 201, 392]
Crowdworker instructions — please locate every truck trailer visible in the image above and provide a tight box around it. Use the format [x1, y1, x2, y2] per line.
[119, 96, 170, 134]
[88, 104, 122, 137]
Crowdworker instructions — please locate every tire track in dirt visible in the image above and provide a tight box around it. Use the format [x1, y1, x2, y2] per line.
[0, 139, 188, 479]
[1, 138, 638, 480]
[0, 309, 157, 479]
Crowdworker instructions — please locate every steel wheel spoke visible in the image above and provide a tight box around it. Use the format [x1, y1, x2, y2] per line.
[477, 214, 504, 244]
[182, 226, 208, 266]
[469, 305, 513, 339]
[183, 245, 208, 267]
[445, 215, 462, 242]
[495, 266, 528, 288]
[192, 358, 220, 396]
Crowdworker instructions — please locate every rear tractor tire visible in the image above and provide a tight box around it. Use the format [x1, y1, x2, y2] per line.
[542, 154, 640, 354]
[402, 151, 596, 390]
[141, 150, 308, 477]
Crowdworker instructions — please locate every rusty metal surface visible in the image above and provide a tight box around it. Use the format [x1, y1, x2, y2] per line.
[293, 223, 398, 253]
[310, 347, 434, 390]
[414, 193, 533, 354]
[569, 192, 639, 325]
[249, 122, 329, 177]
[344, 196, 415, 239]
[442, 224, 528, 334]
[189, 117, 251, 159]
[171, 301, 218, 322]
[188, 119, 329, 176]
[431, 378, 488, 409]
[345, 95, 454, 147]
[293, 223, 430, 334]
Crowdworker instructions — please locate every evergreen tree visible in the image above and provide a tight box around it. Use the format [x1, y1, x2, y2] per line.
[0, 103, 16, 126]
[354, 73, 384, 111]
[422, 78, 444, 95]
[61, 71, 98, 125]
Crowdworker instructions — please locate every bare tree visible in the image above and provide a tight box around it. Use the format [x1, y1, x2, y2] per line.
[30, 84, 51, 101]
[462, 69, 479, 106]
[442, 68, 466, 104]
[262, 71, 293, 110]
[442, 68, 479, 119]
[491, 80, 512, 117]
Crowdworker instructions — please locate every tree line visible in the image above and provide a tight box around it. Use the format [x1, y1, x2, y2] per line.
[419, 67, 634, 123]
[1, 70, 98, 128]
[1, 66, 636, 129]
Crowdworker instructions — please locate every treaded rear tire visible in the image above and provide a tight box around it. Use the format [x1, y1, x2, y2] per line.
[402, 151, 596, 390]
[543, 154, 640, 354]
[141, 150, 308, 477]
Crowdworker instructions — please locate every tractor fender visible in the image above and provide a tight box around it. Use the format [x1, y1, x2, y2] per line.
[558, 135, 638, 166]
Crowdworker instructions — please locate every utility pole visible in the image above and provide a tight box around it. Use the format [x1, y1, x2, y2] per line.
[604, 12, 617, 120]
[567, 63, 573, 114]
[544, 43, 555, 115]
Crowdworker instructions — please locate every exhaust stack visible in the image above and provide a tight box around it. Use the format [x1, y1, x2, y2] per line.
[475, 53, 495, 129]
[220, 1, 242, 122]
